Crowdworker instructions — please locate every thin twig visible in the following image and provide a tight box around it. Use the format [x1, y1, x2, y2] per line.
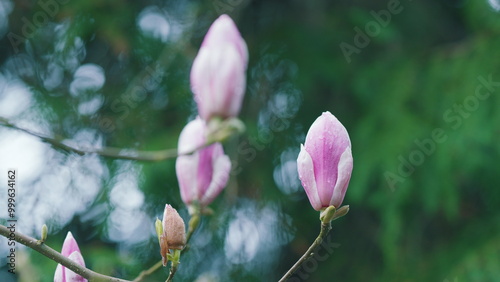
[165, 264, 178, 282]
[165, 249, 182, 282]
[278, 222, 332, 282]
[0, 224, 132, 282]
[132, 260, 163, 282]
[0, 117, 210, 161]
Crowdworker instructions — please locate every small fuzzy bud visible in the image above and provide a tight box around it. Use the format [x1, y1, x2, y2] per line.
[160, 205, 186, 266]
[41, 224, 48, 243]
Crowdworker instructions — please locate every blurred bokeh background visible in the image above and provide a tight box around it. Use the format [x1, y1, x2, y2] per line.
[1, 0, 499, 281]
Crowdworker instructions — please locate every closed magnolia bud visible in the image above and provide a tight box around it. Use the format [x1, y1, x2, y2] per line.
[190, 14, 248, 121]
[160, 204, 186, 266]
[54, 232, 87, 282]
[297, 112, 353, 211]
[175, 117, 231, 208]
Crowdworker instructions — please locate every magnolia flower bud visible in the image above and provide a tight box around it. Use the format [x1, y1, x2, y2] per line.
[54, 232, 87, 282]
[175, 117, 231, 208]
[190, 14, 248, 121]
[160, 204, 186, 266]
[297, 112, 353, 211]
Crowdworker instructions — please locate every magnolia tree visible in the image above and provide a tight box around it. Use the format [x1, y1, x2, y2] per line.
[0, 14, 353, 282]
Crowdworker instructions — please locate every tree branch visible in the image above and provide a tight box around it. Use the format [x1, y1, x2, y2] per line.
[0, 224, 132, 282]
[132, 260, 162, 282]
[278, 222, 332, 282]
[0, 117, 206, 162]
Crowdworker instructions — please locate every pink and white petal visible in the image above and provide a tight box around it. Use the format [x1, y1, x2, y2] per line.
[196, 145, 216, 197]
[61, 232, 80, 258]
[177, 117, 207, 155]
[176, 155, 199, 205]
[54, 263, 65, 282]
[206, 47, 228, 118]
[194, 46, 237, 121]
[304, 113, 337, 204]
[329, 147, 353, 208]
[201, 14, 248, 65]
[190, 48, 215, 121]
[297, 144, 322, 210]
[212, 45, 246, 118]
[65, 252, 87, 282]
[200, 145, 230, 206]
[223, 46, 247, 117]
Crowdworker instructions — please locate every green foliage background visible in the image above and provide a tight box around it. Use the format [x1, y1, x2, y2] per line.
[0, 0, 499, 281]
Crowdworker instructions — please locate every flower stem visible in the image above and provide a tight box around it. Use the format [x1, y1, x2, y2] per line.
[165, 250, 181, 282]
[0, 224, 131, 282]
[165, 265, 177, 282]
[278, 222, 332, 282]
[185, 212, 201, 246]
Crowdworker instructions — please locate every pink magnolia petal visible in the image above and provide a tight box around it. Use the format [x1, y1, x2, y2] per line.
[65, 251, 87, 282]
[215, 45, 246, 118]
[190, 48, 213, 120]
[176, 154, 199, 205]
[176, 118, 207, 205]
[61, 232, 81, 258]
[196, 144, 216, 198]
[177, 117, 207, 154]
[191, 44, 246, 120]
[200, 144, 231, 206]
[54, 264, 64, 282]
[201, 14, 248, 65]
[329, 147, 353, 208]
[297, 144, 322, 210]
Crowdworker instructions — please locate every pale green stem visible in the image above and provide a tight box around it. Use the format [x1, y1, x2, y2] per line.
[132, 260, 163, 282]
[278, 222, 332, 282]
[165, 250, 181, 282]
